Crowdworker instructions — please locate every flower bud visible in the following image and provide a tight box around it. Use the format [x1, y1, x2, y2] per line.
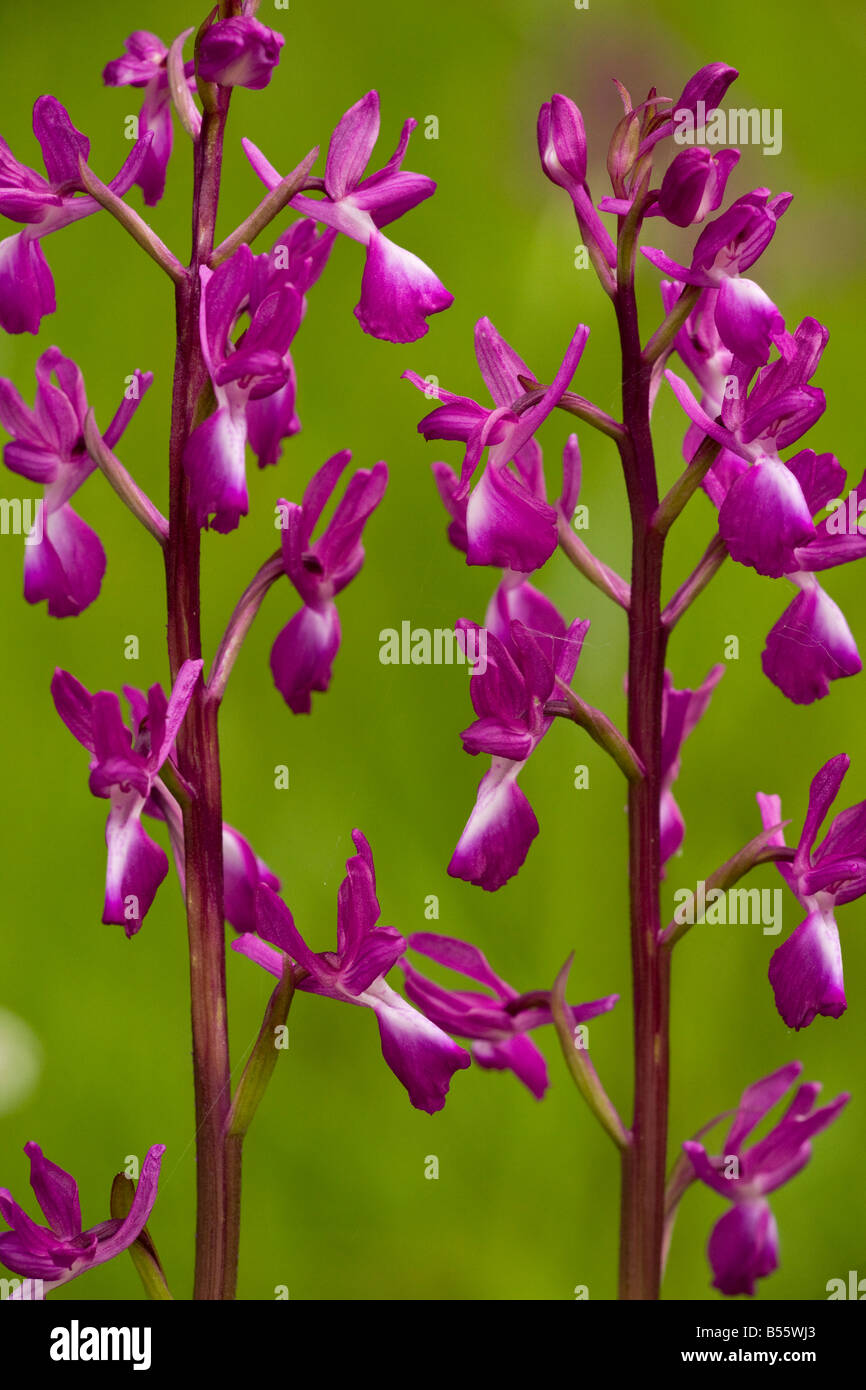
[538, 93, 587, 195]
[658, 147, 739, 226]
[197, 16, 284, 90]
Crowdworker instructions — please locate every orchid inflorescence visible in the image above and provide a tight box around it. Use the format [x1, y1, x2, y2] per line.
[0, 4, 855, 1301]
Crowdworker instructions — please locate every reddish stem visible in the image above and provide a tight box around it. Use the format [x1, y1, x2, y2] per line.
[166, 89, 238, 1301]
[615, 225, 670, 1300]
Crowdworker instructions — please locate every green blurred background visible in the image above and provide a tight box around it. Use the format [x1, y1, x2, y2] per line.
[1, 0, 864, 1301]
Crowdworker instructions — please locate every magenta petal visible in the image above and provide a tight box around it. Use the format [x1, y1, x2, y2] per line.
[340, 927, 406, 997]
[362, 979, 471, 1113]
[335, 834, 381, 964]
[448, 763, 539, 892]
[23, 1143, 81, 1241]
[660, 788, 685, 867]
[762, 582, 861, 704]
[485, 577, 566, 647]
[466, 463, 558, 571]
[657, 148, 739, 227]
[719, 458, 815, 577]
[253, 880, 305, 956]
[232, 931, 285, 978]
[537, 94, 587, 195]
[641, 245, 710, 286]
[473, 1034, 549, 1099]
[0, 1232, 70, 1279]
[89, 1145, 165, 1267]
[325, 91, 380, 200]
[103, 796, 168, 935]
[0, 232, 56, 335]
[246, 371, 300, 467]
[196, 17, 284, 90]
[769, 909, 847, 1029]
[355, 231, 453, 343]
[407, 932, 511, 995]
[560, 432, 582, 516]
[223, 824, 280, 934]
[153, 658, 202, 767]
[677, 63, 740, 117]
[315, 461, 388, 590]
[473, 316, 535, 409]
[295, 449, 353, 542]
[23, 505, 106, 618]
[715, 276, 785, 365]
[726, 1062, 804, 1152]
[461, 719, 536, 760]
[183, 405, 249, 532]
[270, 603, 341, 714]
[708, 1201, 778, 1296]
[32, 96, 90, 189]
[51, 668, 95, 751]
[431, 460, 468, 552]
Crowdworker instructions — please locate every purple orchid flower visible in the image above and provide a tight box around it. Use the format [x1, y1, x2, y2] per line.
[684, 1062, 848, 1295]
[184, 243, 303, 531]
[50, 660, 203, 934]
[103, 31, 197, 205]
[667, 316, 831, 578]
[661, 665, 724, 869]
[0, 1142, 165, 1298]
[758, 754, 866, 1029]
[664, 291, 862, 703]
[401, 932, 618, 1099]
[645, 190, 792, 364]
[271, 449, 387, 713]
[0, 351, 152, 617]
[245, 219, 336, 466]
[450, 610, 589, 891]
[0, 95, 151, 333]
[243, 90, 453, 342]
[233, 831, 471, 1113]
[406, 318, 590, 572]
[197, 9, 284, 90]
